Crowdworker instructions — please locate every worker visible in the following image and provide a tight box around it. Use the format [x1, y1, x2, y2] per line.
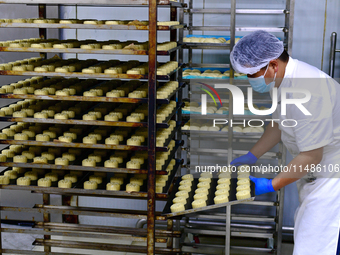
[229, 30, 340, 255]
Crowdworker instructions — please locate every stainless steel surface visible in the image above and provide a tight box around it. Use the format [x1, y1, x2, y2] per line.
[329, 32, 337, 78]
[188, 8, 286, 14]
[286, 0, 295, 55]
[190, 26, 286, 32]
[1, 227, 168, 242]
[0, 205, 167, 220]
[32, 238, 180, 254]
[225, 205, 231, 255]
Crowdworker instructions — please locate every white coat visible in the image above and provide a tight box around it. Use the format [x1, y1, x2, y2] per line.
[272, 57, 340, 255]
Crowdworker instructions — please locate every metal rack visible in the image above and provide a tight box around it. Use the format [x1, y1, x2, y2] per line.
[180, 0, 294, 254]
[329, 32, 339, 78]
[0, 1, 186, 254]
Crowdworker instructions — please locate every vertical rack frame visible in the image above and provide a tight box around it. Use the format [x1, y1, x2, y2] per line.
[181, 0, 295, 254]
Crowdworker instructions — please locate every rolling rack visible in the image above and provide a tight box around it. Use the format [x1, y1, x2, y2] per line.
[0, 0, 187, 254]
[179, 0, 295, 254]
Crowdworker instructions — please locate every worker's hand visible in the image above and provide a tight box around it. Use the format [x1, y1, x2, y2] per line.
[230, 151, 257, 166]
[249, 176, 275, 196]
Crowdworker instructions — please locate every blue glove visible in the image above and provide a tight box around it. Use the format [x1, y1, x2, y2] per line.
[230, 151, 257, 166]
[249, 176, 275, 196]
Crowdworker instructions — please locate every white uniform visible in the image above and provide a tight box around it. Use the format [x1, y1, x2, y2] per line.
[272, 57, 340, 255]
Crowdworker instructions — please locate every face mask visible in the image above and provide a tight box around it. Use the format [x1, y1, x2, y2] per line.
[248, 65, 276, 93]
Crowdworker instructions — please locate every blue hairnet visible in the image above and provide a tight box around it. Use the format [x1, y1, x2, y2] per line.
[230, 30, 284, 75]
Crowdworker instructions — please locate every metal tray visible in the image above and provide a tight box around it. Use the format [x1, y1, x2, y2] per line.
[0, 121, 181, 152]
[0, 140, 181, 175]
[0, 64, 183, 81]
[0, 101, 182, 129]
[0, 45, 182, 56]
[0, 0, 186, 7]
[0, 23, 186, 30]
[0, 159, 181, 199]
[162, 177, 255, 218]
[0, 82, 187, 105]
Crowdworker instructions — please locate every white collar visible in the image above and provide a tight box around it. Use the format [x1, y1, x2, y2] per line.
[283, 56, 297, 78]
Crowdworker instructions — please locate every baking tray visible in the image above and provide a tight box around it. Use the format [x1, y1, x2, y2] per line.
[0, 23, 186, 30]
[162, 177, 255, 218]
[0, 45, 182, 56]
[0, 82, 186, 105]
[0, 64, 183, 81]
[0, 0, 186, 7]
[0, 101, 182, 129]
[0, 159, 181, 199]
[0, 121, 182, 152]
[0, 140, 181, 175]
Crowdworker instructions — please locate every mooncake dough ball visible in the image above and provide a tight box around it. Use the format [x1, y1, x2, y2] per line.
[13, 155, 27, 163]
[217, 178, 231, 186]
[36, 134, 50, 141]
[82, 114, 97, 120]
[170, 203, 185, 213]
[83, 136, 97, 144]
[58, 136, 73, 143]
[237, 179, 251, 186]
[14, 133, 29, 140]
[0, 176, 10, 184]
[34, 112, 48, 118]
[33, 156, 48, 164]
[45, 172, 59, 182]
[17, 177, 31, 186]
[195, 187, 209, 195]
[172, 196, 186, 204]
[198, 177, 211, 184]
[41, 152, 55, 161]
[55, 157, 69, 166]
[58, 179, 72, 188]
[178, 185, 191, 192]
[82, 158, 96, 167]
[215, 189, 229, 197]
[106, 182, 120, 191]
[182, 174, 194, 180]
[197, 182, 210, 189]
[214, 194, 229, 204]
[194, 193, 208, 201]
[236, 190, 251, 200]
[104, 159, 119, 168]
[126, 183, 140, 192]
[175, 190, 189, 199]
[110, 177, 124, 185]
[105, 137, 119, 145]
[54, 113, 68, 120]
[38, 178, 52, 187]
[126, 160, 140, 169]
[24, 171, 38, 181]
[192, 199, 206, 209]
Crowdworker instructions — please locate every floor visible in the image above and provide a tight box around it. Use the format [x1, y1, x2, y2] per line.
[1, 223, 294, 255]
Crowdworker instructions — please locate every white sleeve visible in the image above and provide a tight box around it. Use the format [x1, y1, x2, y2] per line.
[286, 79, 333, 152]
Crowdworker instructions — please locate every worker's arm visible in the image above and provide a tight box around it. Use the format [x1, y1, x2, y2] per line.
[250, 122, 282, 158]
[271, 147, 323, 190]
[251, 147, 324, 195]
[231, 122, 281, 166]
